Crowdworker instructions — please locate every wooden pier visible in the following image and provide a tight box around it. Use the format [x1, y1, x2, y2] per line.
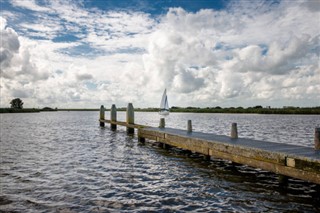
[99, 104, 320, 185]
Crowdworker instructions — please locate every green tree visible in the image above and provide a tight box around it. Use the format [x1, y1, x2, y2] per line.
[253, 105, 263, 109]
[10, 98, 24, 109]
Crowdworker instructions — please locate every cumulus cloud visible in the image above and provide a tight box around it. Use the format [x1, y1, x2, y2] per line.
[142, 1, 320, 106]
[0, 18, 50, 81]
[228, 34, 317, 75]
[0, 17, 20, 72]
[76, 73, 93, 81]
[1, 0, 319, 108]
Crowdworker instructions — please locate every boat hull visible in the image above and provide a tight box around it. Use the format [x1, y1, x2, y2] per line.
[159, 110, 169, 116]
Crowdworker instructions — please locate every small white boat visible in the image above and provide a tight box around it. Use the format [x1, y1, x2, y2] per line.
[159, 89, 169, 116]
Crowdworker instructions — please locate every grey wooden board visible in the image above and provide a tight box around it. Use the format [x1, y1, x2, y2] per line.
[145, 127, 320, 161]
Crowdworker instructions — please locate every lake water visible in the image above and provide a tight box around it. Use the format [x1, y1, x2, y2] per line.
[1, 111, 319, 212]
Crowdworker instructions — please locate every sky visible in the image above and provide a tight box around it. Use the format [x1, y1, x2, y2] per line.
[0, 0, 319, 109]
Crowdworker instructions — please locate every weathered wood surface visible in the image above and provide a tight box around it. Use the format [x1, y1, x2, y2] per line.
[126, 103, 135, 134]
[110, 104, 117, 130]
[139, 127, 320, 184]
[99, 117, 320, 184]
[315, 127, 320, 150]
[99, 119, 150, 129]
[99, 105, 105, 127]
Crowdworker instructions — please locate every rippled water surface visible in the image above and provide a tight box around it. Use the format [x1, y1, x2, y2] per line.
[1, 111, 319, 212]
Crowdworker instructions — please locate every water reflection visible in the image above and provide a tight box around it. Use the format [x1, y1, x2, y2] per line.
[0, 112, 319, 212]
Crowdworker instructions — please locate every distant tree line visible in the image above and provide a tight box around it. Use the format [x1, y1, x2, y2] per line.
[0, 98, 58, 113]
[131, 106, 320, 114]
[168, 106, 320, 114]
[2, 98, 319, 115]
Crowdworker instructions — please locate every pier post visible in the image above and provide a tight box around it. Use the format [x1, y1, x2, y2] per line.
[231, 123, 238, 139]
[187, 120, 192, 132]
[159, 118, 165, 128]
[126, 103, 134, 134]
[314, 184, 320, 203]
[99, 105, 105, 127]
[138, 129, 145, 144]
[278, 174, 289, 188]
[163, 143, 171, 149]
[203, 155, 210, 161]
[138, 136, 145, 144]
[110, 104, 117, 130]
[315, 127, 320, 150]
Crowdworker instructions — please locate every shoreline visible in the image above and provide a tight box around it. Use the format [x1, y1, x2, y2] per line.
[0, 108, 41, 113]
[1, 107, 319, 115]
[59, 107, 320, 115]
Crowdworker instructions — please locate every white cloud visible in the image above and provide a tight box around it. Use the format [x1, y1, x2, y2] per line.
[0, 18, 20, 73]
[1, 0, 319, 108]
[141, 1, 320, 107]
[76, 73, 93, 81]
[0, 16, 7, 30]
[10, 0, 52, 12]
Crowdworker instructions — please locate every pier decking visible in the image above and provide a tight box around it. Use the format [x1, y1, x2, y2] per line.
[138, 127, 320, 184]
[99, 104, 320, 185]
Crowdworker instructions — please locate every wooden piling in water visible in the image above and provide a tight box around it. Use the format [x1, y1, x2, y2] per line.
[126, 103, 134, 134]
[138, 136, 146, 144]
[110, 104, 117, 130]
[159, 118, 165, 128]
[315, 127, 320, 150]
[231, 123, 238, 139]
[99, 105, 105, 127]
[99, 104, 320, 184]
[138, 127, 320, 184]
[187, 120, 192, 132]
[278, 174, 289, 187]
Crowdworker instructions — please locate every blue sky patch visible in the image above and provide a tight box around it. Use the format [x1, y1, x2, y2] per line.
[58, 43, 105, 57]
[53, 34, 80, 43]
[85, 82, 97, 90]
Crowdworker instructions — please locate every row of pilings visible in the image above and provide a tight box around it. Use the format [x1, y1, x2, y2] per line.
[99, 103, 320, 150]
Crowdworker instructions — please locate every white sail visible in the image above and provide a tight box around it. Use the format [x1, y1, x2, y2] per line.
[164, 96, 169, 110]
[159, 89, 169, 116]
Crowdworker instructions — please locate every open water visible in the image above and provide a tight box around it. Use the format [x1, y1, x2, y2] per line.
[0, 111, 319, 212]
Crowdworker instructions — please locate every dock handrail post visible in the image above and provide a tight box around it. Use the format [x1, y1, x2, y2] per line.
[231, 123, 238, 139]
[126, 103, 134, 134]
[99, 105, 105, 127]
[187, 120, 192, 132]
[159, 118, 165, 128]
[315, 127, 320, 150]
[111, 104, 117, 130]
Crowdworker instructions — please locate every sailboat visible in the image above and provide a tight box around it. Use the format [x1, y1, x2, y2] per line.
[159, 89, 169, 116]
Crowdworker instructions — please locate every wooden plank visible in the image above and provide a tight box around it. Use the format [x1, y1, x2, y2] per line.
[99, 119, 150, 129]
[165, 135, 209, 155]
[139, 127, 320, 184]
[209, 148, 320, 184]
[139, 128, 165, 138]
[101, 121, 320, 184]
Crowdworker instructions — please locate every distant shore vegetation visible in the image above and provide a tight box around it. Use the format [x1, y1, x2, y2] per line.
[135, 106, 320, 114]
[1, 106, 319, 114]
[0, 102, 58, 113]
[57, 106, 319, 114]
[0, 108, 41, 113]
[0, 107, 59, 113]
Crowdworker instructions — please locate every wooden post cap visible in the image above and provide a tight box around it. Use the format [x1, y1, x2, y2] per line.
[99, 105, 105, 127]
[187, 120, 192, 132]
[126, 103, 134, 124]
[231, 123, 238, 139]
[126, 103, 134, 134]
[111, 104, 117, 121]
[159, 118, 165, 128]
[110, 104, 117, 130]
